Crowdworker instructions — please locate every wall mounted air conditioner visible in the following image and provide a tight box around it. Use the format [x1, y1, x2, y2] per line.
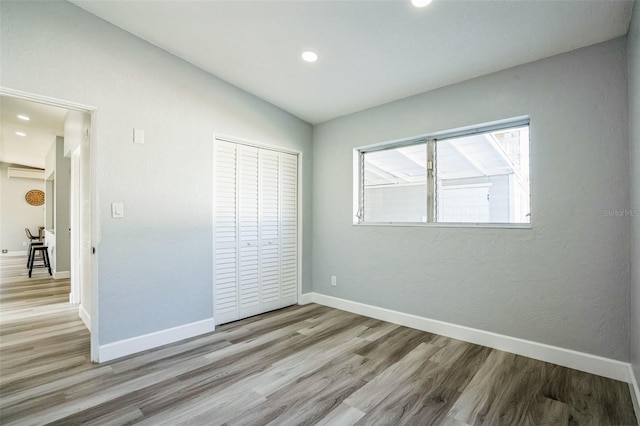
[7, 167, 45, 180]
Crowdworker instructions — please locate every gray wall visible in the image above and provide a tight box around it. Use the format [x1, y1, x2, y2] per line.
[55, 136, 71, 274]
[45, 137, 71, 274]
[0, 1, 313, 345]
[628, 2, 640, 389]
[312, 38, 630, 360]
[0, 162, 45, 252]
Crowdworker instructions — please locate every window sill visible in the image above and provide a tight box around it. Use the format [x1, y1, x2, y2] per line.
[353, 222, 532, 230]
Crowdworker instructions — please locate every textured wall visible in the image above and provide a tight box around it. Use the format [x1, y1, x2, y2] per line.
[0, 162, 46, 252]
[312, 38, 630, 360]
[53, 137, 71, 274]
[0, 1, 313, 345]
[628, 2, 640, 388]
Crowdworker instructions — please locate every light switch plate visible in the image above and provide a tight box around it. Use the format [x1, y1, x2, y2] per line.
[111, 202, 124, 218]
[133, 128, 145, 144]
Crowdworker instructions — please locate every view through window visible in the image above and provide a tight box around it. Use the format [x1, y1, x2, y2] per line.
[357, 120, 530, 225]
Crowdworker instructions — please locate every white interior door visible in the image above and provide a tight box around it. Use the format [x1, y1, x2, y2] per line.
[64, 109, 92, 330]
[70, 149, 81, 305]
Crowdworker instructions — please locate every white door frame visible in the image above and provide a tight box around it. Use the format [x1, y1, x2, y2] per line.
[0, 87, 99, 362]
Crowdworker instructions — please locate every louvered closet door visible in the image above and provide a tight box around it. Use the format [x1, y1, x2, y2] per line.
[237, 145, 262, 320]
[259, 149, 282, 312]
[214, 140, 298, 325]
[279, 152, 298, 305]
[213, 141, 239, 325]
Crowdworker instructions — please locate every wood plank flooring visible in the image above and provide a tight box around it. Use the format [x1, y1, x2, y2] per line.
[0, 255, 637, 425]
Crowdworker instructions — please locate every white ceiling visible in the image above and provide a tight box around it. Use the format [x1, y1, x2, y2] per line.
[1, 1, 634, 169]
[0, 96, 66, 169]
[71, 0, 634, 124]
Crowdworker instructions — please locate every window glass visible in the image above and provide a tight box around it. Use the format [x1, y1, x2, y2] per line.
[356, 119, 530, 226]
[436, 126, 530, 223]
[363, 144, 427, 222]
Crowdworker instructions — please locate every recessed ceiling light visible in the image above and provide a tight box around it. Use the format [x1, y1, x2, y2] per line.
[17, 114, 30, 121]
[301, 51, 318, 63]
[15, 131, 26, 137]
[411, 0, 433, 7]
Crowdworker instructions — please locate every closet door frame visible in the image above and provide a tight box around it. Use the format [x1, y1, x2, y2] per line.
[212, 134, 303, 325]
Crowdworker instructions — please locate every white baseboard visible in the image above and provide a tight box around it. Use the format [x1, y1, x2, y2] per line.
[630, 364, 640, 423]
[298, 293, 314, 305]
[53, 271, 71, 279]
[79, 304, 91, 332]
[69, 292, 80, 305]
[98, 318, 215, 363]
[302, 292, 632, 383]
[1, 250, 28, 256]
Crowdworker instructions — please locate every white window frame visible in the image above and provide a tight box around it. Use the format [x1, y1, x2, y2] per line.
[353, 117, 532, 229]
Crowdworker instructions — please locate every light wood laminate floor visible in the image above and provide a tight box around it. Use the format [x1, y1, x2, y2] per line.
[0, 256, 637, 425]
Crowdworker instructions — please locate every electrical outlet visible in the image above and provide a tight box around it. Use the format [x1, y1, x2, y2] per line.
[2, 249, 8, 254]
[23, 241, 28, 247]
[331, 275, 337, 287]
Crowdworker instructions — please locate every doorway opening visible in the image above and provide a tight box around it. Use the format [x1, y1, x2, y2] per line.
[0, 88, 97, 360]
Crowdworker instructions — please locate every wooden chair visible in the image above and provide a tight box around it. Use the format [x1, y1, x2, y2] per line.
[25, 228, 40, 241]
